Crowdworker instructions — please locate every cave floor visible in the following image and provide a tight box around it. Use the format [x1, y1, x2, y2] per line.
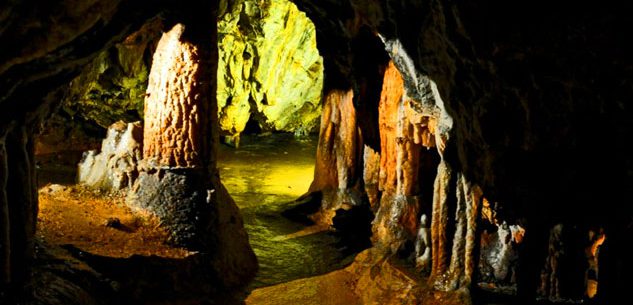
[33, 135, 510, 305]
[245, 247, 472, 305]
[37, 184, 193, 259]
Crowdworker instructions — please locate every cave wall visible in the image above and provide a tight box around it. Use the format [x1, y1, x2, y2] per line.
[0, 0, 258, 301]
[60, 19, 162, 130]
[0, 123, 38, 300]
[294, 0, 633, 301]
[0, 1, 170, 300]
[217, 0, 324, 138]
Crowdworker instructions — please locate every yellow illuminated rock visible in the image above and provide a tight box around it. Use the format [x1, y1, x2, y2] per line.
[218, 0, 324, 137]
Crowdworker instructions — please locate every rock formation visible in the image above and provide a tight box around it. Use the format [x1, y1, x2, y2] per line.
[217, 0, 324, 140]
[0, 0, 163, 299]
[371, 62, 440, 256]
[78, 121, 143, 192]
[0, 124, 37, 301]
[59, 19, 163, 130]
[308, 89, 363, 223]
[127, 20, 257, 287]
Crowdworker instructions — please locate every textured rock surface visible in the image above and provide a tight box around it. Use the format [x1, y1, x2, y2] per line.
[31, 243, 247, 305]
[142, 24, 211, 168]
[0, 125, 38, 301]
[128, 169, 257, 287]
[1, 1, 165, 300]
[537, 224, 597, 302]
[78, 121, 142, 192]
[371, 62, 440, 256]
[35, 113, 102, 156]
[308, 89, 363, 223]
[293, 1, 632, 301]
[129, 21, 257, 287]
[38, 0, 322, 150]
[59, 19, 163, 130]
[245, 248, 420, 305]
[246, 248, 471, 305]
[479, 221, 523, 286]
[217, 0, 323, 137]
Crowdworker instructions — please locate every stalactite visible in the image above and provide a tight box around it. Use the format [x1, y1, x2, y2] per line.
[378, 63, 403, 194]
[445, 175, 481, 289]
[396, 101, 421, 197]
[446, 173, 467, 290]
[372, 62, 438, 252]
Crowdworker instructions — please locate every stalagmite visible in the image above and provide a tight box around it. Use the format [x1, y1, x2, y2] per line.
[141, 23, 210, 169]
[415, 214, 431, 270]
[131, 23, 215, 245]
[128, 12, 256, 287]
[446, 175, 481, 289]
[308, 89, 363, 222]
[430, 160, 482, 291]
[431, 160, 452, 283]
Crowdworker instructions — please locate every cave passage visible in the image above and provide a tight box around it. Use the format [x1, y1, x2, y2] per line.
[218, 133, 357, 288]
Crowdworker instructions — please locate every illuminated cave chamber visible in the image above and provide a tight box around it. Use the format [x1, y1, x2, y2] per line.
[31, 0, 329, 300]
[1, 1, 632, 305]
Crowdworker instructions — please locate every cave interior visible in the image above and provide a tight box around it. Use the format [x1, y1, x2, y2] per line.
[1, 0, 632, 305]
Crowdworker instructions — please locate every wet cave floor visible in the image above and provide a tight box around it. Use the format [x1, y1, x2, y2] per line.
[218, 133, 357, 288]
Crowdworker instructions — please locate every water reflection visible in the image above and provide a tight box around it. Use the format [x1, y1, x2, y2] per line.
[218, 133, 354, 288]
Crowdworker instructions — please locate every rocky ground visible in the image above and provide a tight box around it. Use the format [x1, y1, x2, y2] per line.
[37, 184, 192, 259]
[246, 248, 471, 305]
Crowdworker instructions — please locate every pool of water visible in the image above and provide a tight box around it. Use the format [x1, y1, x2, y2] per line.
[218, 133, 355, 288]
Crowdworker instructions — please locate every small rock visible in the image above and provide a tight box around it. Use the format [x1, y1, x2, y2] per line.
[45, 184, 67, 194]
[104, 217, 122, 228]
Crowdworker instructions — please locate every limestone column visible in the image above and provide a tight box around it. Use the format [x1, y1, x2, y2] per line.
[129, 6, 256, 287]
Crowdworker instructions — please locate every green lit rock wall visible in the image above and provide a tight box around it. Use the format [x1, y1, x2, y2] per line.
[218, 0, 324, 136]
[60, 20, 162, 128]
